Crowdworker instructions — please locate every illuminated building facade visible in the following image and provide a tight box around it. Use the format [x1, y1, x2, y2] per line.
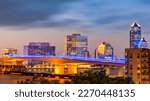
[24, 42, 55, 66]
[24, 42, 55, 56]
[125, 48, 150, 84]
[139, 38, 148, 49]
[64, 34, 88, 57]
[2, 48, 17, 57]
[130, 22, 141, 48]
[95, 42, 114, 59]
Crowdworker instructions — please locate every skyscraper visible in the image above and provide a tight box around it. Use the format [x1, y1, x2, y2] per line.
[130, 22, 148, 49]
[64, 34, 88, 57]
[24, 42, 55, 56]
[139, 38, 148, 49]
[130, 22, 141, 48]
[24, 42, 55, 66]
[95, 42, 114, 59]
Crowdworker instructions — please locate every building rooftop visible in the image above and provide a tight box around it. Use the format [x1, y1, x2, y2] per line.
[131, 22, 140, 27]
[141, 38, 146, 42]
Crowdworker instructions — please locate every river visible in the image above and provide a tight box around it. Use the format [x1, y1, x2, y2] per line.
[0, 74, 32, 84]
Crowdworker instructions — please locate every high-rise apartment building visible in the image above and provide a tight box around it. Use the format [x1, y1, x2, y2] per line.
[64, 34, 88, 57]
[130, 22, 141, 48]
[95, 42, 114, 59]
[2, 48, 17, 57]
[125, 48, 150, 84]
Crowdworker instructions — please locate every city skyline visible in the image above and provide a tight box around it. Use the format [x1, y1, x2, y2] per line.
[0, 0, 150, 58]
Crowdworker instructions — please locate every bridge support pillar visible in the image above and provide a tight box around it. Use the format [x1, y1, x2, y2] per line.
[54, 65, 64, 74]
[67, 65, 77, 74]
[117, 66, 123, 77]
[53, 64, 77, 75]
[105, 66, 110, 76]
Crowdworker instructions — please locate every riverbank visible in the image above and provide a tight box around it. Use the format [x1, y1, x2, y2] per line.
[0, 74, 32, 84]
[0, 74, 71, 84]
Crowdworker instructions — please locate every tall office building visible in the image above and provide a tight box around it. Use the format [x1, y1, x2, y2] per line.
[95, 42, 114, 59]
[125, 48, 150, 84]
[2, 48, 17, 57]
[24, 42, 55, 56]
[64, 34, 88, 57]
[24, 42, 55, 66]
[130, 22, 141, 48]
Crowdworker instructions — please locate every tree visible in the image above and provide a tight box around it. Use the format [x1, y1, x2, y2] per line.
[71, 70, 134, 84]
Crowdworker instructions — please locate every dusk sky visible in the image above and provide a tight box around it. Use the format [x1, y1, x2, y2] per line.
[0, 0, 150, 58]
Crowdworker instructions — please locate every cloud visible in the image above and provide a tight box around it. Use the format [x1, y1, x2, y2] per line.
[0, 0, 150, 34]
[0, 0, 78, 26]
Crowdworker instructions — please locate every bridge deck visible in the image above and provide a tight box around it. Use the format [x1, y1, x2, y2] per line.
[0, 55, 126, 66]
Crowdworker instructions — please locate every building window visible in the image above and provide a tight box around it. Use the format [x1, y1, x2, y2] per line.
[129, 53, 133, 58]
[142, 70, 148, 75]
[137, 67, 140, 70]
[137, 53, 140, 58]
[142, 53, 148, 57]
[125, 53, 127, 58]
[137, 73, 140, 79]
[34, 69, 36, 71]
[130, 64, 133, 70]
[46, 69, 48, 71]
[142, 64, 148, 69]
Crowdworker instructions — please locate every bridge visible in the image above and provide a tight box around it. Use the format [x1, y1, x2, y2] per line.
[0, 55, 126, 77]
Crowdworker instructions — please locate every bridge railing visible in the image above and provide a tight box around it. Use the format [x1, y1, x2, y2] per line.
[8, 55, 126, 64]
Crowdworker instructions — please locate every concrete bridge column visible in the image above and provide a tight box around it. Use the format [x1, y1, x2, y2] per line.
[54, 64, 65, 74]
[104, 66, 110, 76]
[67, 65, 77, 75]
[117, 66, 123, 77]
[53, 64, 77, 75]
